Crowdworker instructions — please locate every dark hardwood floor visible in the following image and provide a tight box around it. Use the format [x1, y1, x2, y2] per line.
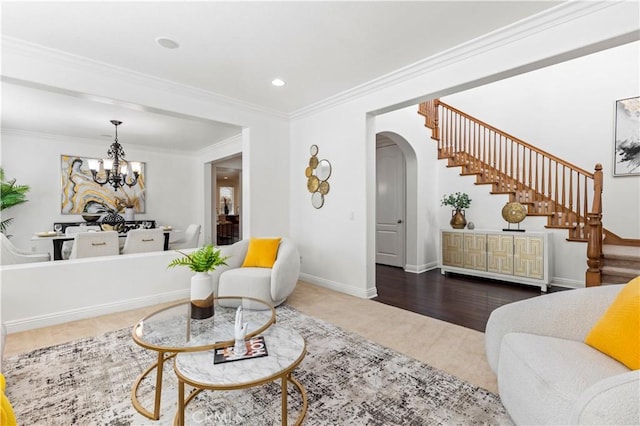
[374, 265, 567, 332]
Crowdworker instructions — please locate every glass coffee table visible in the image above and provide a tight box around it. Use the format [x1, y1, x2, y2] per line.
[131, 296, 276, 420]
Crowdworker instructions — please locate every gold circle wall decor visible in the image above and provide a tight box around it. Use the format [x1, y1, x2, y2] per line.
[307, 175, 319, 193]
[306, 145, 331, 209]
[318, 180, 330, 195]
[309, 156, 318, 169]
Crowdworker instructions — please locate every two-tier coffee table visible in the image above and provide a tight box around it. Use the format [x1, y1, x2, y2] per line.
[173, 324, 307, 426]
[131, 296, 276, 420]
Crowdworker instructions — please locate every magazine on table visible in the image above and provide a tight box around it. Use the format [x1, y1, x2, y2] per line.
[213, 335, 269, 364]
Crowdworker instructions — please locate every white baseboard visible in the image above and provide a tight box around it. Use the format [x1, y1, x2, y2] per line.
[404, 261, 438, 274]
[5, 289, 189, 334]
[550, 277, 583, 289]
[299, 273, 376, 299]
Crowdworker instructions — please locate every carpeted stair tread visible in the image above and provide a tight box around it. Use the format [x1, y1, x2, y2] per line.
[601, 265, 640, 275]
[602, 244, 640, 260]
[601, 244, 640, 285]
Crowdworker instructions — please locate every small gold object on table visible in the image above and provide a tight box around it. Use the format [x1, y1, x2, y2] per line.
[502, 202, 527, 232]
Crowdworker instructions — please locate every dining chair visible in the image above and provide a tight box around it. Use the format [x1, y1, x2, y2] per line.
[121, 228, 165, 254]
[168, 224, 201, 250]
[68, 231, 120, 259]
[61, 225, 101, 260]
[0, 233, 51, 265]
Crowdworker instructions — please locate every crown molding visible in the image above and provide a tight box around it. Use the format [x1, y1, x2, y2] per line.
[197, 133, 243, 157]
[289, 1, 621, 119]
[0, 128, 200, 157]
[1, 36, 289, 121]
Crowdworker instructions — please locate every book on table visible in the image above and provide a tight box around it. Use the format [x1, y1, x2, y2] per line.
[213, 335, 268, 364]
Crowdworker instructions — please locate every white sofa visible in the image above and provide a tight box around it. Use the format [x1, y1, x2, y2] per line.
[485, 284, 639, 425]
[210, 238, 300, 307]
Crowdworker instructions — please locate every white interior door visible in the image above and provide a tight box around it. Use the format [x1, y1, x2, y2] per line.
[376, 143, 406, 267]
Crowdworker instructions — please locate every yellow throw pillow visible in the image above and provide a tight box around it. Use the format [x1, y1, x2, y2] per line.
[585, 276, 640, 370]
[242, 238, 281, 268]
[1, 373, 17, 426]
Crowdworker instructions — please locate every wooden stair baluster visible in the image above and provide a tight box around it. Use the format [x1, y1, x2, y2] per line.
[418, 100, 620, 286]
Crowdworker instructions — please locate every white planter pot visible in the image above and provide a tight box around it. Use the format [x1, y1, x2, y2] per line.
[190, 272, 214, 319]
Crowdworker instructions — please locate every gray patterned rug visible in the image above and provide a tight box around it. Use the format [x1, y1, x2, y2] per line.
[4, 306, 512, 425]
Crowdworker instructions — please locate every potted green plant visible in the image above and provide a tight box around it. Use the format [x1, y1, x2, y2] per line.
[441, 192, 471, 229]
[168, 245, 229, 319]
[0, 167, 30, 236]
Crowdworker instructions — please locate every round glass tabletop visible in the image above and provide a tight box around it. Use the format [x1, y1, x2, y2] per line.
[132, 296, 276, 352]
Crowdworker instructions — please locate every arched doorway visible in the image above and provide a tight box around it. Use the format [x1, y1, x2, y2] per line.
[375, 131, 418, 271]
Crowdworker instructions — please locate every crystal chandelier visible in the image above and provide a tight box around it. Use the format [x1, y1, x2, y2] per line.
[90, 120, 140, 191]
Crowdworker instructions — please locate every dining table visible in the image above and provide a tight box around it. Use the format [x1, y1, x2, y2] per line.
[32, 228, 172, 260]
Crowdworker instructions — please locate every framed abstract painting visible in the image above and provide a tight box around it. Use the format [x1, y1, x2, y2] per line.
[613, 96, 640, 176]
[60, 155, 146, 214]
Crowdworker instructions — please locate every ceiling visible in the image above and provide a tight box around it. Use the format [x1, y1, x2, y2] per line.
[1, 1, 564, 151]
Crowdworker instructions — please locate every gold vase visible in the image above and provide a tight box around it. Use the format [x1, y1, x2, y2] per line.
[450, 209, 467, 229]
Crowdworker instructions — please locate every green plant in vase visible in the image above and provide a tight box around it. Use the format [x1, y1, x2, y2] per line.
[168, 245, 229, 319]
[441, 192, 471, 229]
[0, 167, 30, 236]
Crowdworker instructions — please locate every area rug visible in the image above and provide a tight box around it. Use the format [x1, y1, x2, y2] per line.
[3, 306, 512, 425]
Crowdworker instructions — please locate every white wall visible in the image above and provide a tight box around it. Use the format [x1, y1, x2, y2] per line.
[1, 251, 193, 333]
[291, 2, 639, 295]
[1, 130, 201, 257]
[292, 106, 370, 296]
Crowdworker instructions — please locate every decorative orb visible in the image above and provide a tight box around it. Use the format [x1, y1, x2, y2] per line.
[81, 214, 102, 223]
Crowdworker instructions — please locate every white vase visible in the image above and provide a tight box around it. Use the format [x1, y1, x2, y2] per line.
[124, 207, 135, 221]
[190, 272, 214, 319]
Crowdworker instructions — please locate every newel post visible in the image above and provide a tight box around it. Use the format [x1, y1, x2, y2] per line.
[419, 99, 440, 141]
[585, 163, 603, 287]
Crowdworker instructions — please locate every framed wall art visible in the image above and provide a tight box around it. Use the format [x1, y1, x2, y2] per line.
[613, 96, 640, 176]
[60, 155, 146, 214]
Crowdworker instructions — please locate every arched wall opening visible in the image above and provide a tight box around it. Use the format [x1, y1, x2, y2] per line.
[376, 131, 420, 272]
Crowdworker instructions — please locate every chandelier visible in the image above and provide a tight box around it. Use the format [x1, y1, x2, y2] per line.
[90, 120, 140, 191]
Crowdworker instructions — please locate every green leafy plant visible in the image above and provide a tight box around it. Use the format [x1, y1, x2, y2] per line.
[167, 245, 229, 273]
[441, 192, 471, 210]
[1, 167, 30, 235]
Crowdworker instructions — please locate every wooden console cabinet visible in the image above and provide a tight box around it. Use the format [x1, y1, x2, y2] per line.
[441, 229, 553, 291]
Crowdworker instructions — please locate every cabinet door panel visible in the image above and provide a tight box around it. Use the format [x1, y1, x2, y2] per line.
[442, 232, 464, 267]
[514, 236, 544, 279]
[463, 233, 487, 271]
[487, 234, 514, 274]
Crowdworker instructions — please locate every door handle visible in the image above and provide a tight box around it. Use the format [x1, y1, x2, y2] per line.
[397, 219, 403, 224]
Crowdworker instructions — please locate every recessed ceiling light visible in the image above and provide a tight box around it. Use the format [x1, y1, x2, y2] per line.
[271, 78, 285, 87]
[156, 37, 180, 49]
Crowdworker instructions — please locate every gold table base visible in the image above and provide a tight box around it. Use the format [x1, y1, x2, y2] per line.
[174, 372, 307, 426]
[131, 351, 177, 420]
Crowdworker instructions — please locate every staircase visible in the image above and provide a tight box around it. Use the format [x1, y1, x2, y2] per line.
[599, 231, 640, 284]
[418, 99, 640, 285]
